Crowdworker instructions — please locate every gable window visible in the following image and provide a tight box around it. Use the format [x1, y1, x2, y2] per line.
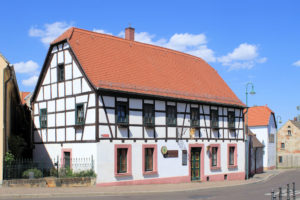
[116, 102, 128, 125]
[166, 105, 176, 126]
[75, 104, 84, 125]
[288, 130, 292, 136]
[40, 109, 47, 128]
[190, 108, 199, 127]
[144, 104, 154, 126]
[117, 148, 127, 173]
[211, 147, 218, 167]
[228, 111, 235, 129]
[57, 64, 65, 82]
[211, 110, 219, 129]
[281, 143, 285, 149]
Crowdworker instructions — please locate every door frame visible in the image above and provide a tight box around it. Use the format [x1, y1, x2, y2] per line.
[189, 144, 204, 181]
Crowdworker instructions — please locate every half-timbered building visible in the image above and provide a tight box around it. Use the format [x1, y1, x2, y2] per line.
[31, 27, 246, 185]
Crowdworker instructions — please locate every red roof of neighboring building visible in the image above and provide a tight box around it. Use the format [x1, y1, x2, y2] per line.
[247, 105, 274, 127]
[20, 92, 30, 104]
[50, 27, 244, 107]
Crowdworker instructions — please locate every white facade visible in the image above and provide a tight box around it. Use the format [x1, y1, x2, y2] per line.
[249, 115, 276, 169]
[32, 42, 246, 185]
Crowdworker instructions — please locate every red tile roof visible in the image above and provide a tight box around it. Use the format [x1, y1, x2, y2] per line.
[51, 27, 244, 107]
[20, 92, 30, 105]
[247, 105, 274, 126]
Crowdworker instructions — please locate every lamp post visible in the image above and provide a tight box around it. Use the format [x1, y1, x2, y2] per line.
[245, 82, 255, 180]
[276, 115, 282, 169]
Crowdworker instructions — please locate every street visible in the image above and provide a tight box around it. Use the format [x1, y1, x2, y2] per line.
[3, 169, 300, 200]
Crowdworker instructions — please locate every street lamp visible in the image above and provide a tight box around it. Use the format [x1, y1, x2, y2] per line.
[245, 82, 255, 180]
[276, 115, 282, 169]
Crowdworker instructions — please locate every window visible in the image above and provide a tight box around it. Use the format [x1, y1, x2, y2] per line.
[166, 105, 176, 126]
[228, 111, 235, 129]
[190, 108, 199, 127]
[144, 104, 154, 126]
[116, 102, 128, 125]
[279, 156, 283, 163]
[114, 144, 132, 176]
[229, 147, 235, 165]
[281, 143, 285, 149]
[211, 110, 219, 128]
[75, 104, 84, 125]
[117, 148, 128, 173]
[40, 109, 47, 128]
[288, 130, 292, 136]
[145, 148, 154, 171]
[57, 64, 65, 82]
[211, 147, 218, 167]
[269, 134, 274, 143]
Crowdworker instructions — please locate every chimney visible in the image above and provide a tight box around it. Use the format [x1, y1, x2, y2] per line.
[125, 27, 135, 41]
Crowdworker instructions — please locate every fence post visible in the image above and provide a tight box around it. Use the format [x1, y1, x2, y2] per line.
[287, 184, 290, 200]
[292, 182, 296, 200]
[279, 187, 282, 200]
[91, 155, 94, 170]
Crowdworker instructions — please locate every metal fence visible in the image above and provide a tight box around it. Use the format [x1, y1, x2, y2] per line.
[3, 156, 94, 180]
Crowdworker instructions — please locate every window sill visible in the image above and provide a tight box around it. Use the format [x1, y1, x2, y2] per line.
[143, 171, 158, 175]
[228, 165, 238, 169]
[210, 166, 221, 170]
[115, 172, 132, 177]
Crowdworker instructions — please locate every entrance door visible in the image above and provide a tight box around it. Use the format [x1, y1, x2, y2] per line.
[191, 147, 201, 181]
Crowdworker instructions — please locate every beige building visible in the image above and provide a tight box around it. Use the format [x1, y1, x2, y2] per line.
[277, 120, 300, 168]
[0, 53, 31, 184]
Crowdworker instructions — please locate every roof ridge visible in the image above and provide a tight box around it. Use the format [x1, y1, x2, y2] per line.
[69, 27, 214, 70]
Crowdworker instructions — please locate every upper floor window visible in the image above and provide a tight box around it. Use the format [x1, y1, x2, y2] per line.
[190, 108, 199, 127]
[57, 64, 65, 82]
[228, 111, 235, 129]
[116, 102, 128, 125]
[211, 110, 219, 128]
[281, 143, 285, 149]
[144, 104, 154, 126]
[75, 104, 84, 125]
[166, 105, 176, 126]
[288, 130, 292, 136]
[39, 109, 47, 128]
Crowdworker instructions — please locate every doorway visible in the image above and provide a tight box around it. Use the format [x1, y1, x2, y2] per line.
[191, 147, 201, 181]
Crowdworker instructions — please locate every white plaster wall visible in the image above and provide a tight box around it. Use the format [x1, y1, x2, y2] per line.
[250, 126, 268, 168]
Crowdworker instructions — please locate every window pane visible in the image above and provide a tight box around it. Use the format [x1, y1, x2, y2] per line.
[145, 148, 153, 171]
[117, 104, 128, 123]
[117, 148, 127, 173]
[167, 106, 176, 125]
[144, 104, 154, 124]
[229, 147, 235, 165]
[64, 152, 71, 168]
[212, 147, 218, 166]
[211, 110, 219, 128]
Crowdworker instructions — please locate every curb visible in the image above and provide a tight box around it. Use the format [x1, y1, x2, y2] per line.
[0, 170, 285, 199]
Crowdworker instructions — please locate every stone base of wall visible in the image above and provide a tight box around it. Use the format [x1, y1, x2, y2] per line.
[3, 177, 96, 187]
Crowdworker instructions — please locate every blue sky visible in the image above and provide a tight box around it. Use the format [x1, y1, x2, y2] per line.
[1, 0, 300, 126]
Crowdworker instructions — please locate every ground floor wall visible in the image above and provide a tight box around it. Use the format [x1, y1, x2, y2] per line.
[250, 147, 264, 175]
[33, 140, 245, 185]
[277, 153, 300, 168]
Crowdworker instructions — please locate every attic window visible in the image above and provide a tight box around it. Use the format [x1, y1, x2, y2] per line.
[288, 130, 292, 136]
[57, 64, 65, 82]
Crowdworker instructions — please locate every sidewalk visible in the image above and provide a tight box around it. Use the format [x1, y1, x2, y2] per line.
[0, 169, 283, 199]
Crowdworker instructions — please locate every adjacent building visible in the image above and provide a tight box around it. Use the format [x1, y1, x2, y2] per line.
[277, 119, 300, 168]
[0, 53, 31, 184]
[247, 105, 277, 170]
[248, 129, 264, 175]
[31, 27, 246, 185]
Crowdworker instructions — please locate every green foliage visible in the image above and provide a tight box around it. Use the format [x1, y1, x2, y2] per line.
[4, 152, 15, 164]
[8, 135, 27, 158]
[22, 168, 43, 179]
[50, 167, 58, 177]
[58, 168, 96, 178]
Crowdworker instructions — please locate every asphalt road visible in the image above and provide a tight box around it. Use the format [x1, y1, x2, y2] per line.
[6, 169, 300, 200]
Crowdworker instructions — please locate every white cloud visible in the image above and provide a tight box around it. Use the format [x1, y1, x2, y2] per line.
[217, 43, 266, 70]
[22, 75, 38, 86]
[293, 60, 300, 67]
[93, 29, 112, 35]
[13, 60, 39, 74]
[29, 22, 72, 45]
[187, 45, 216, 62]
[165, 33, 207, 52]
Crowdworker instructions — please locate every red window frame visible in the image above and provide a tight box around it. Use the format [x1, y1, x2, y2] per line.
[142, 144, 158, 175]
[209, 144, 221, 170]
[227, 144, 238, 169]
[114, 144, 132, 177]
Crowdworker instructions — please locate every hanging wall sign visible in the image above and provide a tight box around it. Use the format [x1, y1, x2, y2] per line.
[166, 150, 178, 158]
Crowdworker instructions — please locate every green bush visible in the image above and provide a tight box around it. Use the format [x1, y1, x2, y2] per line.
[22, 168, 43, 179]
[4, 152, 15, 165]
[73, 169, 96, 177]
[50, 167, 58, 177]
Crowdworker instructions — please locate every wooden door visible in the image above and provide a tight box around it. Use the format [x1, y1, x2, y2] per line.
[191, 148, 201, 181]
